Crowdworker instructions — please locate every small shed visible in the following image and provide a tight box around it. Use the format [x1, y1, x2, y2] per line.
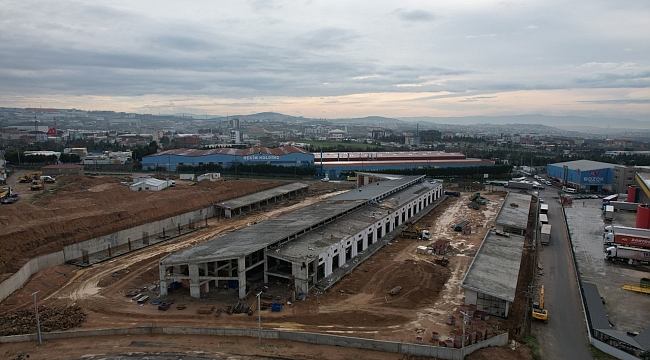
[130, 177, 169, 191]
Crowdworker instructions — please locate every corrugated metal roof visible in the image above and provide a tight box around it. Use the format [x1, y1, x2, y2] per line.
[148, 145, 309, 158]
[634, 326, 650, 351]
[582, 282, 612, 330]
[549, 160, 615, 172]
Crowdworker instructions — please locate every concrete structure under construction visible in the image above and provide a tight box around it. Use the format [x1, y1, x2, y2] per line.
[494, 192, 532, 236]
[159, 174, 444, 299]
[216, 183, 309, 218]
[461, 230, 526, 318]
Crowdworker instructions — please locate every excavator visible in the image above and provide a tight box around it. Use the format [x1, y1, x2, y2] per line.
[18, 171, 42, 183]
[532, 285, 548, 323]
[30, 179, 44, 191]
[400, 221, 431, 240]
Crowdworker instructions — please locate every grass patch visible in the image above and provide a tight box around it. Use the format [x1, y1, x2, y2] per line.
[589, 345, 619, 360]
[521, 336, 542, 360]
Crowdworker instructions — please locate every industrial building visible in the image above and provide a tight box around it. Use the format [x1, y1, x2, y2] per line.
[141, 145, 314, 171]
[494, 192, 532, 236]
[546, 160, 615, 192]
[159, 173, 444, 299]
[461, 230, 526, 318]
[315, 151, 494, 178]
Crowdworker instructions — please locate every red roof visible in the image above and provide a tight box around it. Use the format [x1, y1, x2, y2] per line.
[149, 146, 311, 158]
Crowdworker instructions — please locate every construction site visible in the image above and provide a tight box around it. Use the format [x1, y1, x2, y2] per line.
[0, 170, 536, 360]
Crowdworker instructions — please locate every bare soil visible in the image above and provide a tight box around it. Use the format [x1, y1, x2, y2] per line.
[0, 177, 534, 360]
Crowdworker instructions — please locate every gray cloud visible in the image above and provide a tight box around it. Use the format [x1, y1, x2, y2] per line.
[395, 9, 437, 22]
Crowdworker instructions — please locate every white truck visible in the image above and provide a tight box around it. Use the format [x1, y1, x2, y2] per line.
[608, 201, 640, 212]
[603, 226, 650, 249]
[540, 224, 551, 246]
[508, 181, 533, 190]
[604, 205, 614, 221]
[605, 245, 650, 265]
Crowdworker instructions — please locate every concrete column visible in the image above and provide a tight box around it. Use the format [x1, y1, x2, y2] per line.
[325, 254, 333, 276]
[312, 260, 318, 284]
[292, 262, 309, 295]
[189, 264, 200, 298]
[263, 255, 269, 283]
[237, 257, 247, 299]
[159, 265, 168, 296]
[363, 233, 368, 250]
[203, 280, 210, 293]
[338, 246, 345, 268]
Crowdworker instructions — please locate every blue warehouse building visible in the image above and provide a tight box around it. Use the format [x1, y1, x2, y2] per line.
[546, 160, 615, 192]
[142, 146, 314, 171]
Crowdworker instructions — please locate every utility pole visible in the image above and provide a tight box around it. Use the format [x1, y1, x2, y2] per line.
[31, 291, 42, 345]
[256, 291, 263, 346]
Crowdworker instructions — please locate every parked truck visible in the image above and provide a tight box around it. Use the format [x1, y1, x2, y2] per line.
[603, 226, 650, 249]
[540, 224, 551, 246]
[507, 181, 533, 190]
[401, 221, 431, 240]
[605, 246, 650, 265]
[608, 201, 640, 212]
[604, 205, 614, 221]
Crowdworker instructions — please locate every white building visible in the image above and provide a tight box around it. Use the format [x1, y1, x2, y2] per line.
[130, 177, 172, 191]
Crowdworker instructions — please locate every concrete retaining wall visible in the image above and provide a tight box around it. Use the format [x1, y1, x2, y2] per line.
[63, 205, 215, 261]
[0, 326, 508, 359]
[0, 251, 64, 302]
[0, 205, 216, 303]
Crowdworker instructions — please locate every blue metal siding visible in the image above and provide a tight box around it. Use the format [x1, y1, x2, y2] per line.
[142, 152, 314, 171]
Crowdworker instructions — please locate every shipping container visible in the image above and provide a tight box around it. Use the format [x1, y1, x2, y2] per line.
[603, 194, 618, 203]
[609, 201, 640, 212]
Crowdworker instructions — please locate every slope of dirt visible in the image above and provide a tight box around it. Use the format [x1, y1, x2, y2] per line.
[0, 175, 296, 276]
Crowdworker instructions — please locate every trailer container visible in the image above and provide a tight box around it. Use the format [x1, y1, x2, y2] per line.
[603, 226, 650, 249]
[605, 245, 650, 265]
[540, 224, 552, 246]
[604, 205, 614, 221]
[540, 204, 549, 214]
[454, 220, 470, 232]
[603, 194, 618, 203]
[609, 201, 640, 212]
[508, 181, 533, 190]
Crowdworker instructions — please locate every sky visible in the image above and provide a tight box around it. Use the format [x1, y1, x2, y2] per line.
[2, 0, 650, 120]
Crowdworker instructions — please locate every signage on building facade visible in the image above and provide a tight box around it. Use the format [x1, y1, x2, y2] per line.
[244, 154, 280, 161]
[582, 170, 605, 184]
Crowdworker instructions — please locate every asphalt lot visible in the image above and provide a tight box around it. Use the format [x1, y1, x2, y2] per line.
[565, 196, 650, 334]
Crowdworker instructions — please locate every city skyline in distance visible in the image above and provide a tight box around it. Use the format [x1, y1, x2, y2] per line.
[2, 1, 649, 122]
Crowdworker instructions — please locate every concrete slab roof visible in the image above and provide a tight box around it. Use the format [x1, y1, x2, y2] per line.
[495, 192, 532, 229]
[328, 175, 424, 201]
[636, 172, 650, 199]
[161, 199, 366, 265]
[548, 160, 615, 172]
[272, 182, 438, 262]
[461, 230, 525, 302]
[216, 182, 309, 209]
[161, 176, 437, 266]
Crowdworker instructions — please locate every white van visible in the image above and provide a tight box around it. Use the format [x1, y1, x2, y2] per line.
[562, 186, 577, 193]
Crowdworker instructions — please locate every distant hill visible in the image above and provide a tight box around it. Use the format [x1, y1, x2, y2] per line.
[397, 115, 650, 129]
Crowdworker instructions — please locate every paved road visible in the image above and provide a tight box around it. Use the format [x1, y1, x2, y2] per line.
[533, 188, 593, 360]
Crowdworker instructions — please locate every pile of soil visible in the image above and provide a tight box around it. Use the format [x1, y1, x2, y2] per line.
[0, 176, 287, 278]
[0, 305, 86, 336]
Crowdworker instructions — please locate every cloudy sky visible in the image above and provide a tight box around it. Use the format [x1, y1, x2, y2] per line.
[2, 0, 650, 120]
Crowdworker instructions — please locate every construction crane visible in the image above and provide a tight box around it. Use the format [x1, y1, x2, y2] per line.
[531, 285, 548, 323]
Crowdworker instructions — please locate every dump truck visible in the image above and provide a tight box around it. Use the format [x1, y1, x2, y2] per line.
[471, 192, 486, 205]
[540, 224, 551, 246]
[603, 226, 650, 249]
[531, 285, 548, 323]
[605, 245, 650, 265]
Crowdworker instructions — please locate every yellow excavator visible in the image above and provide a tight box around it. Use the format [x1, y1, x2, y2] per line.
[18, 171, 42, 183]
[532, 285, 548, 323]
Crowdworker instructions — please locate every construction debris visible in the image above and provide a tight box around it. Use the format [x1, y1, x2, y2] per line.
[0, 305, 86, 336]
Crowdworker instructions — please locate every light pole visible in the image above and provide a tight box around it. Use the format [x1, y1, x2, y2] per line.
[256, 291, 263, 346]
[460, 310, 469, 349]
[30, 291, 42, 345]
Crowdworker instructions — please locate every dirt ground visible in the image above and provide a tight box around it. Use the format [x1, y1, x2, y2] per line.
[0, 177, 535, 360]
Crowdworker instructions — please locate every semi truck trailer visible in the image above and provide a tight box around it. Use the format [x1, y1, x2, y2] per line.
[540, 224, 551, 246]
[605, 245, 650, 265]
[603, 226, 650, 249]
